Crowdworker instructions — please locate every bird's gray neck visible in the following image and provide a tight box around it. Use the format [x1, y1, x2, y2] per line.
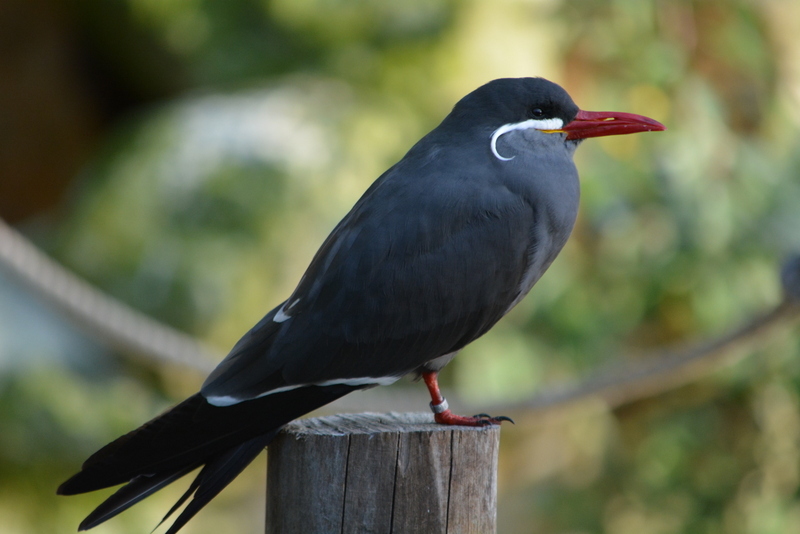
[495, 129, 581, 306]
[500, 128, 580, 245]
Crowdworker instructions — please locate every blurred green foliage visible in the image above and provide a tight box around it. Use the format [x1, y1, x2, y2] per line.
[3, 0, 800, 532]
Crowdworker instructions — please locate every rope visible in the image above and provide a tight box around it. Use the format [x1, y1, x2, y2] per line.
[0, 218, 219, 373]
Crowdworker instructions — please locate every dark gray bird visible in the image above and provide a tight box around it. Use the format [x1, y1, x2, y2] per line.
[58, 77, 665, 533]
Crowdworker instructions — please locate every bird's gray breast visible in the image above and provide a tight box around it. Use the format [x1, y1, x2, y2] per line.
[495, 128, 581, 313]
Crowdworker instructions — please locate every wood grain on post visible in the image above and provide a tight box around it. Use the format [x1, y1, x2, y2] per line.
[266, 412, 500, 534]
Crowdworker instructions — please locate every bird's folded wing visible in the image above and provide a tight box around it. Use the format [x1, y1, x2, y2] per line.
[201, 164, 536, 405]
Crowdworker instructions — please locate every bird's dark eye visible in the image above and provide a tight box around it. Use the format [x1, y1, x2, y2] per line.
[531, 108, 544, 118]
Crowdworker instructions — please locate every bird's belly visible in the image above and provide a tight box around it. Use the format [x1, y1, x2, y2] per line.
[421, 350, 458, 373]
[504, 227, 567, 315]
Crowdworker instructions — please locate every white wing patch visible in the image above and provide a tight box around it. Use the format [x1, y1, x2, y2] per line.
[490, 118, 564, 161]
[205, 376, 401, 406]
[273, 298, 301, 323]
[273, 307, 291, 323]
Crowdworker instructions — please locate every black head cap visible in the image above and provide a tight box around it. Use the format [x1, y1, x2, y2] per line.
[445, 77, 580, 128]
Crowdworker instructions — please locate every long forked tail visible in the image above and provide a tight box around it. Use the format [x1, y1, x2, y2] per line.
[58, 384, 361, 533]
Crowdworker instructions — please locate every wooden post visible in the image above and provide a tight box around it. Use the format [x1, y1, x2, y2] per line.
[266, 412, 500, 534]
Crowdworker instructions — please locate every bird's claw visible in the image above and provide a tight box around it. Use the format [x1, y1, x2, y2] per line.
[472, 413, 514, 425]
[434, 409, 513, 427]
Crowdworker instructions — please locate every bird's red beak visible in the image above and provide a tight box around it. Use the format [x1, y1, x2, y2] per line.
[562, 110, 666, 141]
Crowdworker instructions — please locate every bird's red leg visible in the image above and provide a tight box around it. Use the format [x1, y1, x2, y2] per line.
[422, 371, 513, 426]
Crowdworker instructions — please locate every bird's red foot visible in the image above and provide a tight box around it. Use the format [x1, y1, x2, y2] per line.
[433, 409, 514, 426]
[422, 370, 513, 426]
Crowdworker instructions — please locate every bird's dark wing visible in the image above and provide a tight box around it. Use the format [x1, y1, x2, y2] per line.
[202, 155, 538, 403]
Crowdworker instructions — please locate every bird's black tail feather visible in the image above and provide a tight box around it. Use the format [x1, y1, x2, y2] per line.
[157, 432, 276, 534]
[77, 463, 198, 531]
[59, 384, 361, 532]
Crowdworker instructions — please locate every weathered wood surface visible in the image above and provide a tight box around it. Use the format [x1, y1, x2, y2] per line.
[266, 412, 500, 534]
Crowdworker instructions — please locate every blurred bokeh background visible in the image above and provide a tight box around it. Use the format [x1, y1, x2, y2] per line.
[3, 0, 800, 532]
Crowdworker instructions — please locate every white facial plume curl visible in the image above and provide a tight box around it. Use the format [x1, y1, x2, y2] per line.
[490, 118, 564, 161]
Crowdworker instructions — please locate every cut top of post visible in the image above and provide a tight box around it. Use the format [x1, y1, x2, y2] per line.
[280, 411, 499, 436]
[266, 412, 500, 534]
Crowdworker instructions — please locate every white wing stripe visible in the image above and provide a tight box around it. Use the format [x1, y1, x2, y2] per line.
[205, 376, 401, 406]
